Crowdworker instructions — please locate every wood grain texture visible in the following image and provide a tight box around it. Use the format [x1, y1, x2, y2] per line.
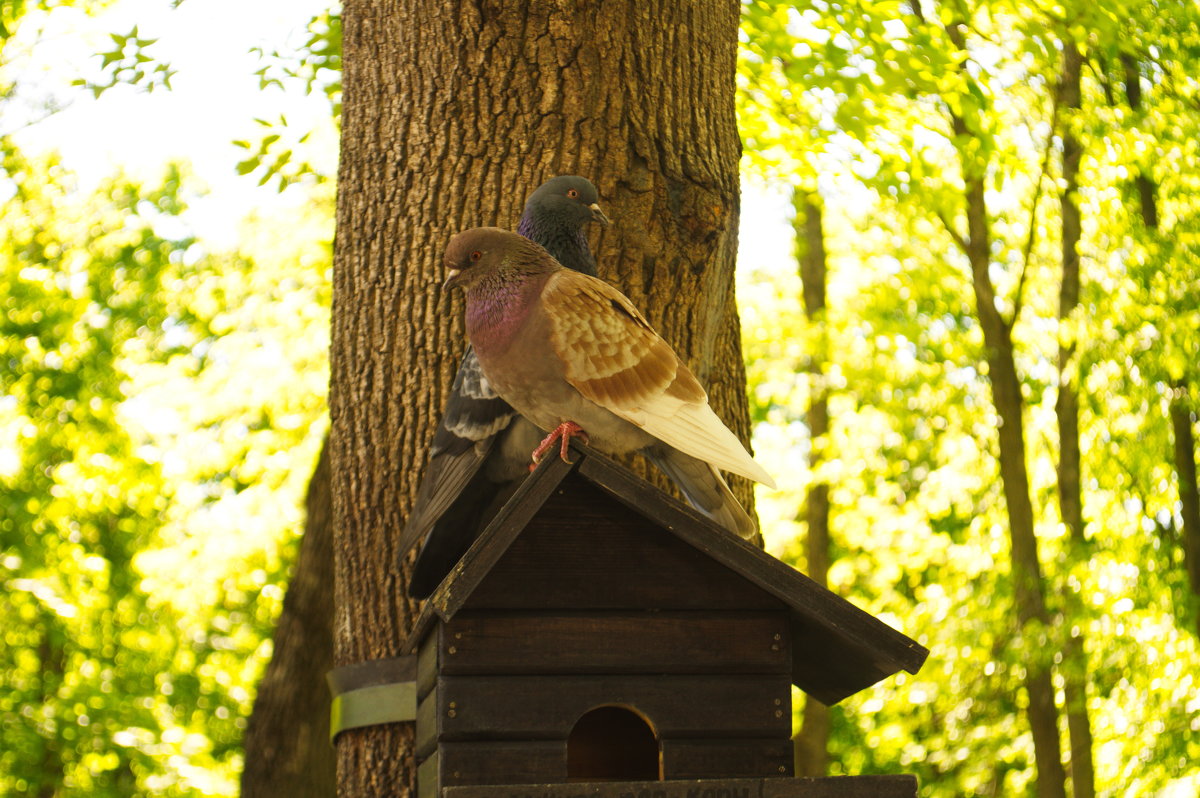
[464, 475, 781, 611]
[438, 611, 790, 676]
[417, 752, 440, 798]
[661, 739, 793, 779]
[408, 449, 927, 704]
[431, 740, 567, 786]
[568, 457, 929, 686]
[332, 1, 745, 794]
[417, 626, 440, 700]
[432, 674, 792, 740]
[415, 690, 440, 760]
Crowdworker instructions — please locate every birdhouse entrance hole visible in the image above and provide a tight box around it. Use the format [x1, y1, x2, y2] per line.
[567, 705, 661, 782]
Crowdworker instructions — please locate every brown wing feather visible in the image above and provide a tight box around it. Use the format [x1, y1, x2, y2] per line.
[542, 271, 682, 409]
[541, 270, 775, 488]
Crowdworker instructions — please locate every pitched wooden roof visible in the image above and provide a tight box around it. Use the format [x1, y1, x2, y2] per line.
[404, 444, 928, 705]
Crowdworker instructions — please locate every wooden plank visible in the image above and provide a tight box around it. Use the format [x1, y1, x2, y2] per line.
[415, 689, 440, 760]
[404, 442, 928, 706]
[417, 627, 439, 700]
[408, 602, 438, 655]
[440, 611, 790, 676]
[417, 750, 440, 798]
[761, 776, 918, 798]
[578, 452, 927, 661]
[436, 674, 791, 741]
[788, 619, 917, 709]
[437, 740, 566, 786]
[444, 775, 918, 798]
[464, 475, 783, 611]
[661, 739, 792, 779]
[575, 453, 930, 703]
[446, 777, 764, 798]
[430, 453, 577, 621]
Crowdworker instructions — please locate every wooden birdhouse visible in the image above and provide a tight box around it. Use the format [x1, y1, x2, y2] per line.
[401, 444, 929, 798]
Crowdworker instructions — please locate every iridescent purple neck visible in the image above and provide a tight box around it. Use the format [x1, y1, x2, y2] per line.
[465, 271, 547, 357]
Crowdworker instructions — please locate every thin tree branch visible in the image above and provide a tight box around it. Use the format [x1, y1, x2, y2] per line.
[936, 208, 969, 254]
[1009, 82, 1063, 328]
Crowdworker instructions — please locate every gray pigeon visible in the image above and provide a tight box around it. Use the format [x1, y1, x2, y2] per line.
[442, 227, 775, 541]
[401, 177, 609, 598]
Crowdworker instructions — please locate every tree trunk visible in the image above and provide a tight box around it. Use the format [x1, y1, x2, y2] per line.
[1056, 40, 1084, 546]
[1054, 40, 1097, 798]
[1170, 390, 1200, 637]
[329, 2, 746, 796]
[36, 622, 65, 798]
[961, 173, 1067, 798]
[792, 191, 830, 778]
[1122, 55, 1200, 637]
[241, 440, 336, 798]
[945, 21, 1066, 797]
[963, 173, 1067, 798]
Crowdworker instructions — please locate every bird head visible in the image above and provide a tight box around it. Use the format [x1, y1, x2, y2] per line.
[443, 227, 551, 290]
[524, 175, 610, 228]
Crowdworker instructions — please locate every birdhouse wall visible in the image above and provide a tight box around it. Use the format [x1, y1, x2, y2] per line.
[457, 474, 788, 612]
[415, 614, 795, 792]
[413, 474, 804, 793]
[432, 612, 792, 675]
[413, 474, 805, 794]
[407, 453, 928, 798]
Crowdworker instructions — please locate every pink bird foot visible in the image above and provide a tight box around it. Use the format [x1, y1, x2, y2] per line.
[530, 421, 590, 469]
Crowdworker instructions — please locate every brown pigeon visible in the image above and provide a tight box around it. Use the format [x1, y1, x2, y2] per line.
[401, 177, 609, 598]
[442, 227, 775, 538]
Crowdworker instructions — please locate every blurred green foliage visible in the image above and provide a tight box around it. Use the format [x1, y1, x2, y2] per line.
[238, 10, 341, 192]
[0, 145, 330, 794]
[740, 0, 1200, 795]
[2, 0, 1199, 796]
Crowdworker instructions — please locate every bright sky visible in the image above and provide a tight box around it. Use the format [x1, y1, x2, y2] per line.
[9, 0, 334, 245]
[11, 0, 793, 258]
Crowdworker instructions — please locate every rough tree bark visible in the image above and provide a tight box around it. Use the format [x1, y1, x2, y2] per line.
[329, 2, 748, 796]
[241, 440, 336, 798]
[1121, 55, 1200, 638]
[943, 18, 1068, 798]
[791, 191, 830, 778]
[1053, 40, 1097, 798]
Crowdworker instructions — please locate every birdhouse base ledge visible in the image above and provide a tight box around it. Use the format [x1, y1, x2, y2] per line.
[442, 775, 917, 798]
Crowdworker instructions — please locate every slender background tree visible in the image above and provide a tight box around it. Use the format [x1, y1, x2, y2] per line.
[791, 191, 832, 777]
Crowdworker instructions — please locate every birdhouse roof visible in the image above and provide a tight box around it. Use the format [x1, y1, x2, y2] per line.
[404, 444, 928, 705]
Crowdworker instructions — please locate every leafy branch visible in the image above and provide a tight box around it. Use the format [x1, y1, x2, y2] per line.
[71, 26, 176, 98]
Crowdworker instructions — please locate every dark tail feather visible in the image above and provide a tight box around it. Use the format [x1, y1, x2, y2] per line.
[407, 471, 520, 598]
[644, 445, 758, 540]
[408, 512, 484, 600]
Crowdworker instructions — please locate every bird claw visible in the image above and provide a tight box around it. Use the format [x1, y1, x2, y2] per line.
[530, 421, 589, 468]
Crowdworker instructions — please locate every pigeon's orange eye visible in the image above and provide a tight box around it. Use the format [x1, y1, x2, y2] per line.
[469, 251, 482, 262]
[567, 188, 580, 198]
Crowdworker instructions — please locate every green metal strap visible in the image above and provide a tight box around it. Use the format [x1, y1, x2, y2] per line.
[327, 655, 417, 741]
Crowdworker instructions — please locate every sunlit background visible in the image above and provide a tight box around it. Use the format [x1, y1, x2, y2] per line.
[2, 1, 1198, 796]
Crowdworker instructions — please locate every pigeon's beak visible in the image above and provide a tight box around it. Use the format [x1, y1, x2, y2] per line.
[588, 203, 611, 227]
[443, 268, 462, 290]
